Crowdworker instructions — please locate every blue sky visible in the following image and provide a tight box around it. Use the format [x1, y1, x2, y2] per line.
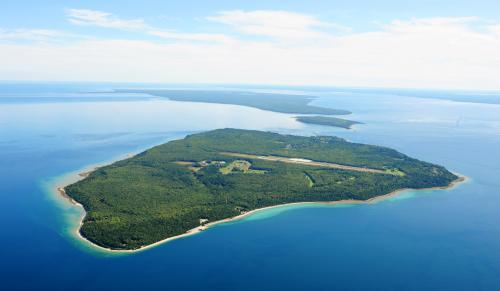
[1, 1, 500, 89]
[4, 1, 500, 30]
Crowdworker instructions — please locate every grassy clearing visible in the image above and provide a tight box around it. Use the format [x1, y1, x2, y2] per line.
[384, 169, 406, 176]
[304, 172, 315, 187]
[220, 160, 267, 175]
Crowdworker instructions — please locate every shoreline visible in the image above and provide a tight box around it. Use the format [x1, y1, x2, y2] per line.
[55, 165, 467, 254]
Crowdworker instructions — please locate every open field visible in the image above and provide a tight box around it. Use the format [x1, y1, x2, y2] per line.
[219, 152, 396, 175]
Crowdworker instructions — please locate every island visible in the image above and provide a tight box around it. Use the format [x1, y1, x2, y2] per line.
[64, 129, 460, 250]
[114, 89, 361, 129]
[295, 116, 362, 129]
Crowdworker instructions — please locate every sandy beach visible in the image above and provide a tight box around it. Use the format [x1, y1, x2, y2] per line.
[56, 167, 466, 254]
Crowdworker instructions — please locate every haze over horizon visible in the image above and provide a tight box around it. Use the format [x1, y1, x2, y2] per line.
[2, 0, 500, 90]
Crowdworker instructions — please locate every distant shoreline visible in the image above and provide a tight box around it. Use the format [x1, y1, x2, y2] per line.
[56, 165, 466, 254]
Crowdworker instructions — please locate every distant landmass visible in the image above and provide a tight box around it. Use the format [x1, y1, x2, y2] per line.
[295, 116, 362, 129]
[64, 129, 459, 250]
[116, 89, 351, 115]
[115, 89, 361, 129]
[209, 85, 500, 105]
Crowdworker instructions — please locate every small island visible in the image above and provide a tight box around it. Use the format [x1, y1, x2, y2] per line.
[64, 129, 460, 250]
[296, 116, 362, 129]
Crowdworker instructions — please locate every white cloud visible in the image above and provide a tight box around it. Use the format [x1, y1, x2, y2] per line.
[147, 30, 233, 43]
[489, 24, 500, 35]
[66, 8, 230, 43]
[385, 16, 478, 30]
[0, 28, 72, 41]
[66, 9, 146, 30]
[1, 11, 500, 90]
[207, 10, 350, 40]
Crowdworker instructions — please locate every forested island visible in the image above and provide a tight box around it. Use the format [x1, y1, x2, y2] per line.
[296, 116, 362, 129]
[64, 129, 459, 250]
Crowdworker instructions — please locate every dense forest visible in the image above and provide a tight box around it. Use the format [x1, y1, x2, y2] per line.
[65, 129, 458, 250]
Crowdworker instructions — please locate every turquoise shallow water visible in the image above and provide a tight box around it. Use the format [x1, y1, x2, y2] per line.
[1, 84, 499, 290]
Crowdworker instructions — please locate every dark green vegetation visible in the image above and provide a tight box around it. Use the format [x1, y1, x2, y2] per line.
[65, 129, 457, 250]
[116, 89, 351, 115]
[296, 116, 362, 129]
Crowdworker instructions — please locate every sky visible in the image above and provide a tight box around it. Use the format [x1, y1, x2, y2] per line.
[1, 0, 500, 90]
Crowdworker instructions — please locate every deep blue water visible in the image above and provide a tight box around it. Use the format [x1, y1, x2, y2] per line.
[1, 83, 500, 290]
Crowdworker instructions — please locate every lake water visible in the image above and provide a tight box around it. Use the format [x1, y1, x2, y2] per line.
[1, 83, 500, 290]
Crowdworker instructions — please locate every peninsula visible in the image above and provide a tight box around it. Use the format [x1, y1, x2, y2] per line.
[114, 89, 361, 129]
[115, 89, 351, 115]
[64, 129, 459, 250]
